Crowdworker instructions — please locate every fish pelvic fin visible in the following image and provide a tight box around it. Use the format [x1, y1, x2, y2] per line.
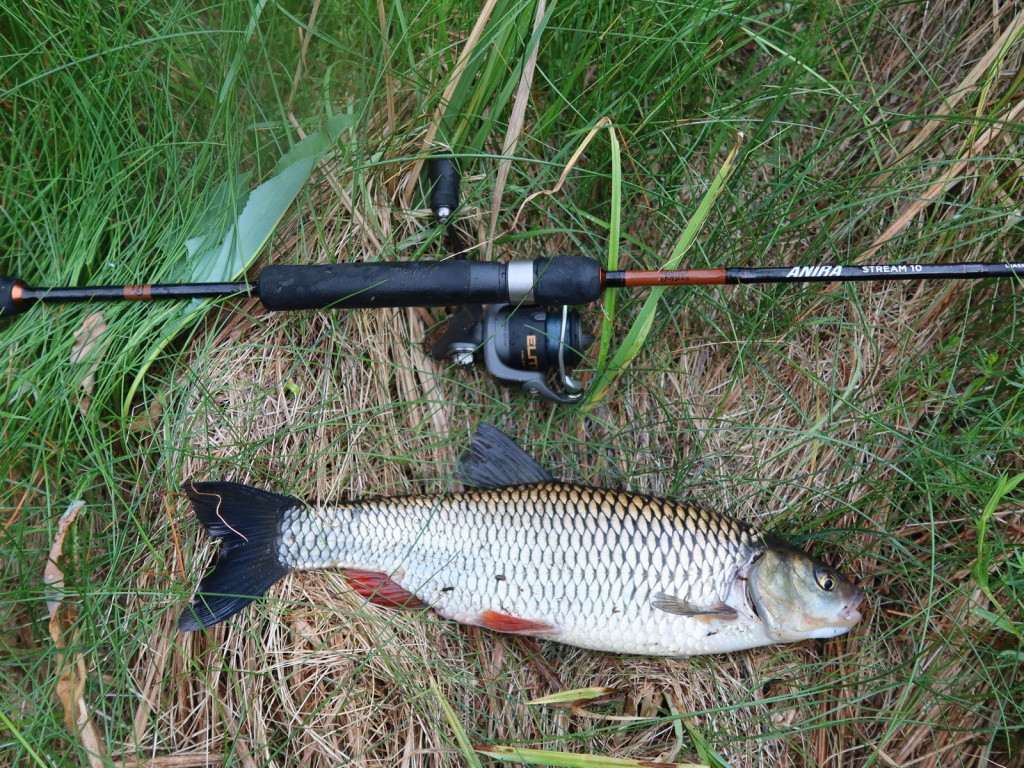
[455, 423, 555, 489]
[651, 592, 738, 621]
[178, 481, 295, 632]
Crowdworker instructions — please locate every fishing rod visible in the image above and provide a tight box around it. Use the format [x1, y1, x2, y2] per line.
[3, 256, 1023, 401]
[4, 258, 1021, 313]
[4, 154, 1023, 402]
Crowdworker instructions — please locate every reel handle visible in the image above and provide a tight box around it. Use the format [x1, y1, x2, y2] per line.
[256, 256, 602, 311]
[428, 155, 460, 221]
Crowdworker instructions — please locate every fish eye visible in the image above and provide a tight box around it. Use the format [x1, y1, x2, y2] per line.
[815, 567, 836, 592]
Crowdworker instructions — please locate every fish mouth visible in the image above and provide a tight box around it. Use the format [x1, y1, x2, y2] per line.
[839, 590, 865, 625]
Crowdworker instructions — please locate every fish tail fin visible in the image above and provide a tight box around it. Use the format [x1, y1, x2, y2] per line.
[178, 481, 297, 632]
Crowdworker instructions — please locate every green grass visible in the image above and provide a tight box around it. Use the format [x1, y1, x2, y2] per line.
[2, 0, 1024, 766]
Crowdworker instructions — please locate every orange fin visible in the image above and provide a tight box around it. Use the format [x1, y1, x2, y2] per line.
[478, 609, 559, 636]
[341, 569, 427, 609]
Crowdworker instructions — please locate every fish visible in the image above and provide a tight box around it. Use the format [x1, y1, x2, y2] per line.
[179, 424, 864, 656]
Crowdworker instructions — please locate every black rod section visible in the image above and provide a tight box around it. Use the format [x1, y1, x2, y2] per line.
[23, 282, 254, 303]
[723, 261, 1024, 284]
[2, 281, 253, 316]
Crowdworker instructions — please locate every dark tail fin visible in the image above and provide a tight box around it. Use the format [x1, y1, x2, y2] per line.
[179, 481, 298, 632]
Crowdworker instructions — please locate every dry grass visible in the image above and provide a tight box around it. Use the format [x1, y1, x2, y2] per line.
[10, 0, 1022, 766]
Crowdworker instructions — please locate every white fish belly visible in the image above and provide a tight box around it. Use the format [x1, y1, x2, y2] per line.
[278, 484, 768, 656]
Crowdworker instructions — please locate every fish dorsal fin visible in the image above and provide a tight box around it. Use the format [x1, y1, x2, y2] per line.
[652, 592, 738, 620]
[455, 423, 555, 489]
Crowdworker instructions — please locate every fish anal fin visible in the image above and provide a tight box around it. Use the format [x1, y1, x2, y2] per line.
[652, 592, 738, 621]
[478, 609, 560, 637]
[341, 569, 427, 609]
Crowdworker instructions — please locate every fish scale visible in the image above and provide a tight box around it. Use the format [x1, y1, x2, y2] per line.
[276, 484, 764, 656]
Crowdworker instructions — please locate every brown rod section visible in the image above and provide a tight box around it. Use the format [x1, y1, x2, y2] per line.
[603, 269, 727, 288]
[123, 284, 154, 300]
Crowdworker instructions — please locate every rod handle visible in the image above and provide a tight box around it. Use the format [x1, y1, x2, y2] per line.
[256, 257, 602, 311]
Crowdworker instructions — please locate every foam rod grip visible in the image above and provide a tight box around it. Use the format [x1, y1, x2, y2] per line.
[531, 256, 603, 305]
[257, 260, 511, 311]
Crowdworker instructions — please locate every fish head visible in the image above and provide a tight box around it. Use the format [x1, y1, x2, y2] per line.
[747, 537, 864, 643]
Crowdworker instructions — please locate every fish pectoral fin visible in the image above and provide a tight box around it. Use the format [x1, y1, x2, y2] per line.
[651, 592, 738, 621]
[455, 423, 556, 488]
[341, 569, 428, 609]
[478, 609, 561, 637]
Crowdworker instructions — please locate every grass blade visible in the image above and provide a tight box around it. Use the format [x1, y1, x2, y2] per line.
[585, 135, 742, 407]
[595, 123, 622, 372]
[0, 710, 49, 768]
[680, 721, 733, 768]
[487, 0, 550, 258]
[972, 471, 1024, 640]
[120, 112, 355, 415]
[527, 687, 618, 706]
[429, 675, 485, 768]
[474, 744, 706, 768]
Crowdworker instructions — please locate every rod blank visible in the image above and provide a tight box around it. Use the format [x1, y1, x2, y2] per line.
[607, 261, 1024, 288]
[0, 277, 254, 317]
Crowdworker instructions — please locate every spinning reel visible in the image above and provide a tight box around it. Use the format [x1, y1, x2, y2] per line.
[425, 155, 594, 404]
[431, 303, 593, 404]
